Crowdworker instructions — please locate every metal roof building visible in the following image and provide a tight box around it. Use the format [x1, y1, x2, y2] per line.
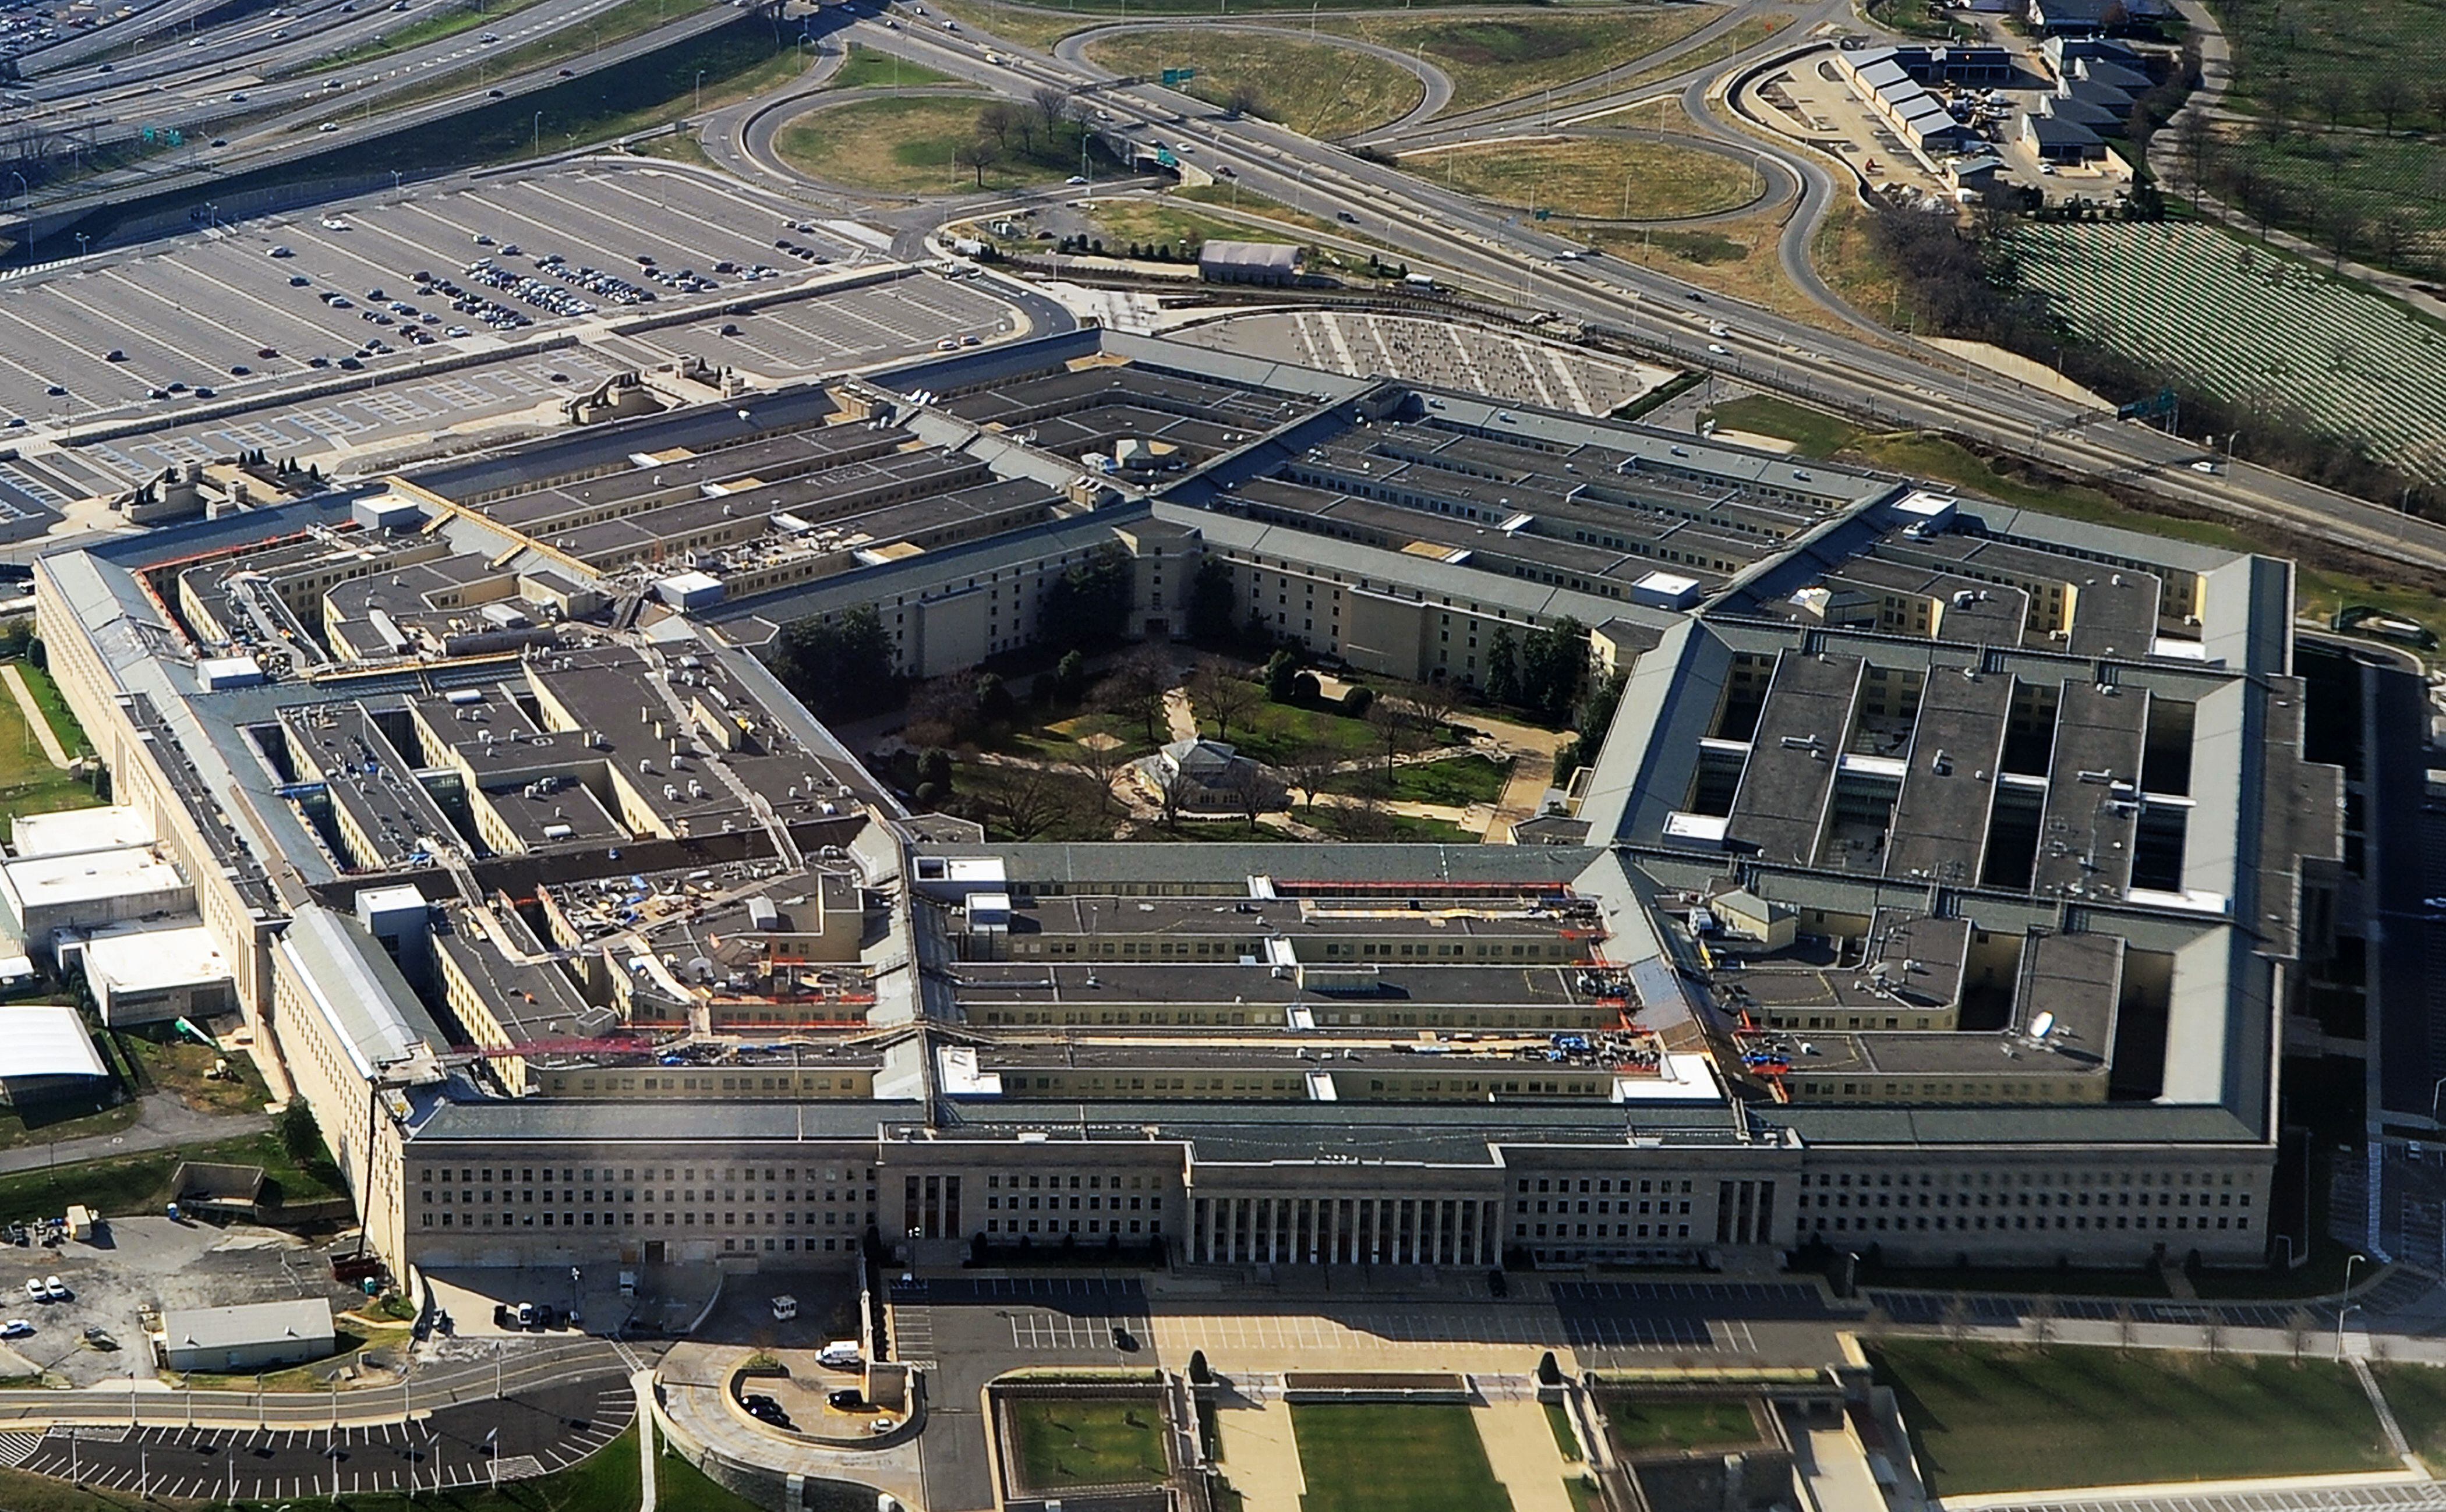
[158, 1298, 336, 1375]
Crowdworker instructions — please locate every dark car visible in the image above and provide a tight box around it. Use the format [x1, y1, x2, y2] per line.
[228, 365, 249, 376]
[1486, 1268, 1508, 1298]
[288, 275, 311, 286]
[1336, 211, 1358, 224]
[210, 137, 227, 147]
[1111, 1326, 1139, 1352]
[828, 1389, 865, 1411]
[45, 385, 66, 397]
[493, 1303, 511, 1328]
[532, 1304, 557, 1329]
[193, 386, 216, 398]
[338, 357, 363, 371]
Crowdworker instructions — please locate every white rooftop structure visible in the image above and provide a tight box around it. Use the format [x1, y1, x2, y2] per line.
[10, 806, 155, 860]
[0, 1003, 109, 1082]
[84, 922, 232, 1010]
[0, 847, 191, 939]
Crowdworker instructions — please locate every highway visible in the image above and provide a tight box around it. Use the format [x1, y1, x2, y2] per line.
[2, 0, 763, 235]
[807, 5, 2446, 578]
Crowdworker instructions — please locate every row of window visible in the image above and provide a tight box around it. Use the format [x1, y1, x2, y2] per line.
[1520, 1178, 1696, 1195]
[1798, 1189, 2249, 1210]
[1519, 1222, 1692, 1240]
[984, 1218, 1157, 1235]
[1805, 1214, 2250, 1234]
[1529, 1199, 1691, 1217]
[423, 1209, 872, 1229]
[1801, 1170, 2242, 1189]
[419, 1167, 876, 1184]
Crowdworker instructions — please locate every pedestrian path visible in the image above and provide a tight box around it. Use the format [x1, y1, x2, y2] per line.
[2, 664, 72, 769]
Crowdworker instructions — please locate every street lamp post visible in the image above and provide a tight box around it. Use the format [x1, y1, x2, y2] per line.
[695, 69, 705, 114]
[533, 110, 543, 157]
[2339, 1251, 2368, 1356]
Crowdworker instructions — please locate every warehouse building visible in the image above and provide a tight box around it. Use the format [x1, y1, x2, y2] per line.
[158, 1298, 336, 1374]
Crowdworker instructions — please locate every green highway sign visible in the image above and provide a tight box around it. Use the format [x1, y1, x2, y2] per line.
[1160, 67, 1196, 85]
[1533, 207, 1551, 221]
[1155, 146, 1178, 167]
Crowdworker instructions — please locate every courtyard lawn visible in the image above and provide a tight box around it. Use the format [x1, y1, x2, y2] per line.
[1204, 700, 1378, 765]
[1324, 755, 1510, 808]
[827, 43, 952, 88]
[1871, 1340, 2393, 1495]
[1008, 1396, 1169, 1491]
[1599, 1396, 1763, 1454]
[1291, 1403, 1514, 1512]
[2372, 1363, 2446, 1473]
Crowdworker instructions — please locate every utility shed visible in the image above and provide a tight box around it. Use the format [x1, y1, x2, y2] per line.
[159, 1298, 335, 1373]
[0, 1003, 109, 1106]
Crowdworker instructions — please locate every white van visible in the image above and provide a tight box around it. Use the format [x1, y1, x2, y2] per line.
[771, 1294, 799, 1321]
[818, 1340, 864, 1368]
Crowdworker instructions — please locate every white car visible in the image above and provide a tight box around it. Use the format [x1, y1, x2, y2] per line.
[1707, 342, 1729, 356]
[22, 1279, 42, 1302]
[0, 1320, 31, 1339]
[1066, 175, 1086, 185]
[43, 1278, 68, 1302]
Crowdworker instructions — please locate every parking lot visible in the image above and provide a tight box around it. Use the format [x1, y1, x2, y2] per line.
[0, 162, 1018, 446]
[0, 1375, 631, 1500]
[0, 1218, 360, 1388]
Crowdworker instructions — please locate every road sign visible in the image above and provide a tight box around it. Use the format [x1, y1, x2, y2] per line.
[1160, 67, 1196, 85]
[1533, 208, 1552, 221]
[1154, 147, 1178, 168]
[2116, 386, 2177, 421]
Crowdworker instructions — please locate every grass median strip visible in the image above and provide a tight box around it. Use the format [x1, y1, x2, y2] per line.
[1871, 1340, 2393, 1495]
[1405, 136, 1758, 221]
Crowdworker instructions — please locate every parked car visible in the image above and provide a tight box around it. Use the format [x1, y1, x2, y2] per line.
[0, 1319, 31, 1338]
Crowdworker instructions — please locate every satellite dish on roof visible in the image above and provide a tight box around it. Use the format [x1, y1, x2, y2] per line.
[2028, 1010, 2056, 1041]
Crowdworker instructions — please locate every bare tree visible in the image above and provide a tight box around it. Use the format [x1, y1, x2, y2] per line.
[1101, 643, 1175, 746]
[1282, 745, 1344, 813]
[2026, 1292, 2058, 1349]
[991, 766, 1066, 841]
[1224, 86, 1260, 119]
[2368, 76, 2412, 135]
[1065, 740, 1130, 818]
[1942, 1292, 1973, 1350]
[977, 102, 1018, 151]
[2283, 1306, 2315, 1364]
[2311, 75, 2355, 130]
[1402, 678, 1464, 745]
[1370, 700, 1423, 784]
[2112, 1301, 2137, 1349]
[953, 140, 996, 189]
[1187, 661, 1259, 746]
[2427, 81, 2446, 135]
[2201, 1315, 2226, 1357]
[1031, 86, 1069, 134]
[1149, 759, 1190, 834]
[1222, 764, 1274, 835]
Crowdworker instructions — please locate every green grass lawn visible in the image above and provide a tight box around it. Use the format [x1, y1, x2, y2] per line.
[1544, 1400, 1582, 1462]
[1599, 1396, 1765, 1455]
[1406, 137, 1756, 222]
[1318, 11, 1720, 113]
[1006, 1396, 1169, 1492]
[1702, 395, 1863, 459]
[1291, 1403, 1512, 1512]
[356, 0, 719, 116]
[1872, 1340, 2393, 1495]
[1205, 700, 1377, 765]
[1323, 755, 1509, 808]
[1005, 710, 1160, 763]
[658, 1444, 767, 1511]
[776, 95, 1109, 193]
[829, 42, 953, 89]
[1082, 29, 1422, 138]
[2371, 1363, 2446, 1472]
[0, 661, 102, 823]
[0, 1129, 342, 1226]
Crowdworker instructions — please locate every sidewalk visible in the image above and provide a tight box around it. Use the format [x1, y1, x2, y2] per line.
[2, 664, 72, 769]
